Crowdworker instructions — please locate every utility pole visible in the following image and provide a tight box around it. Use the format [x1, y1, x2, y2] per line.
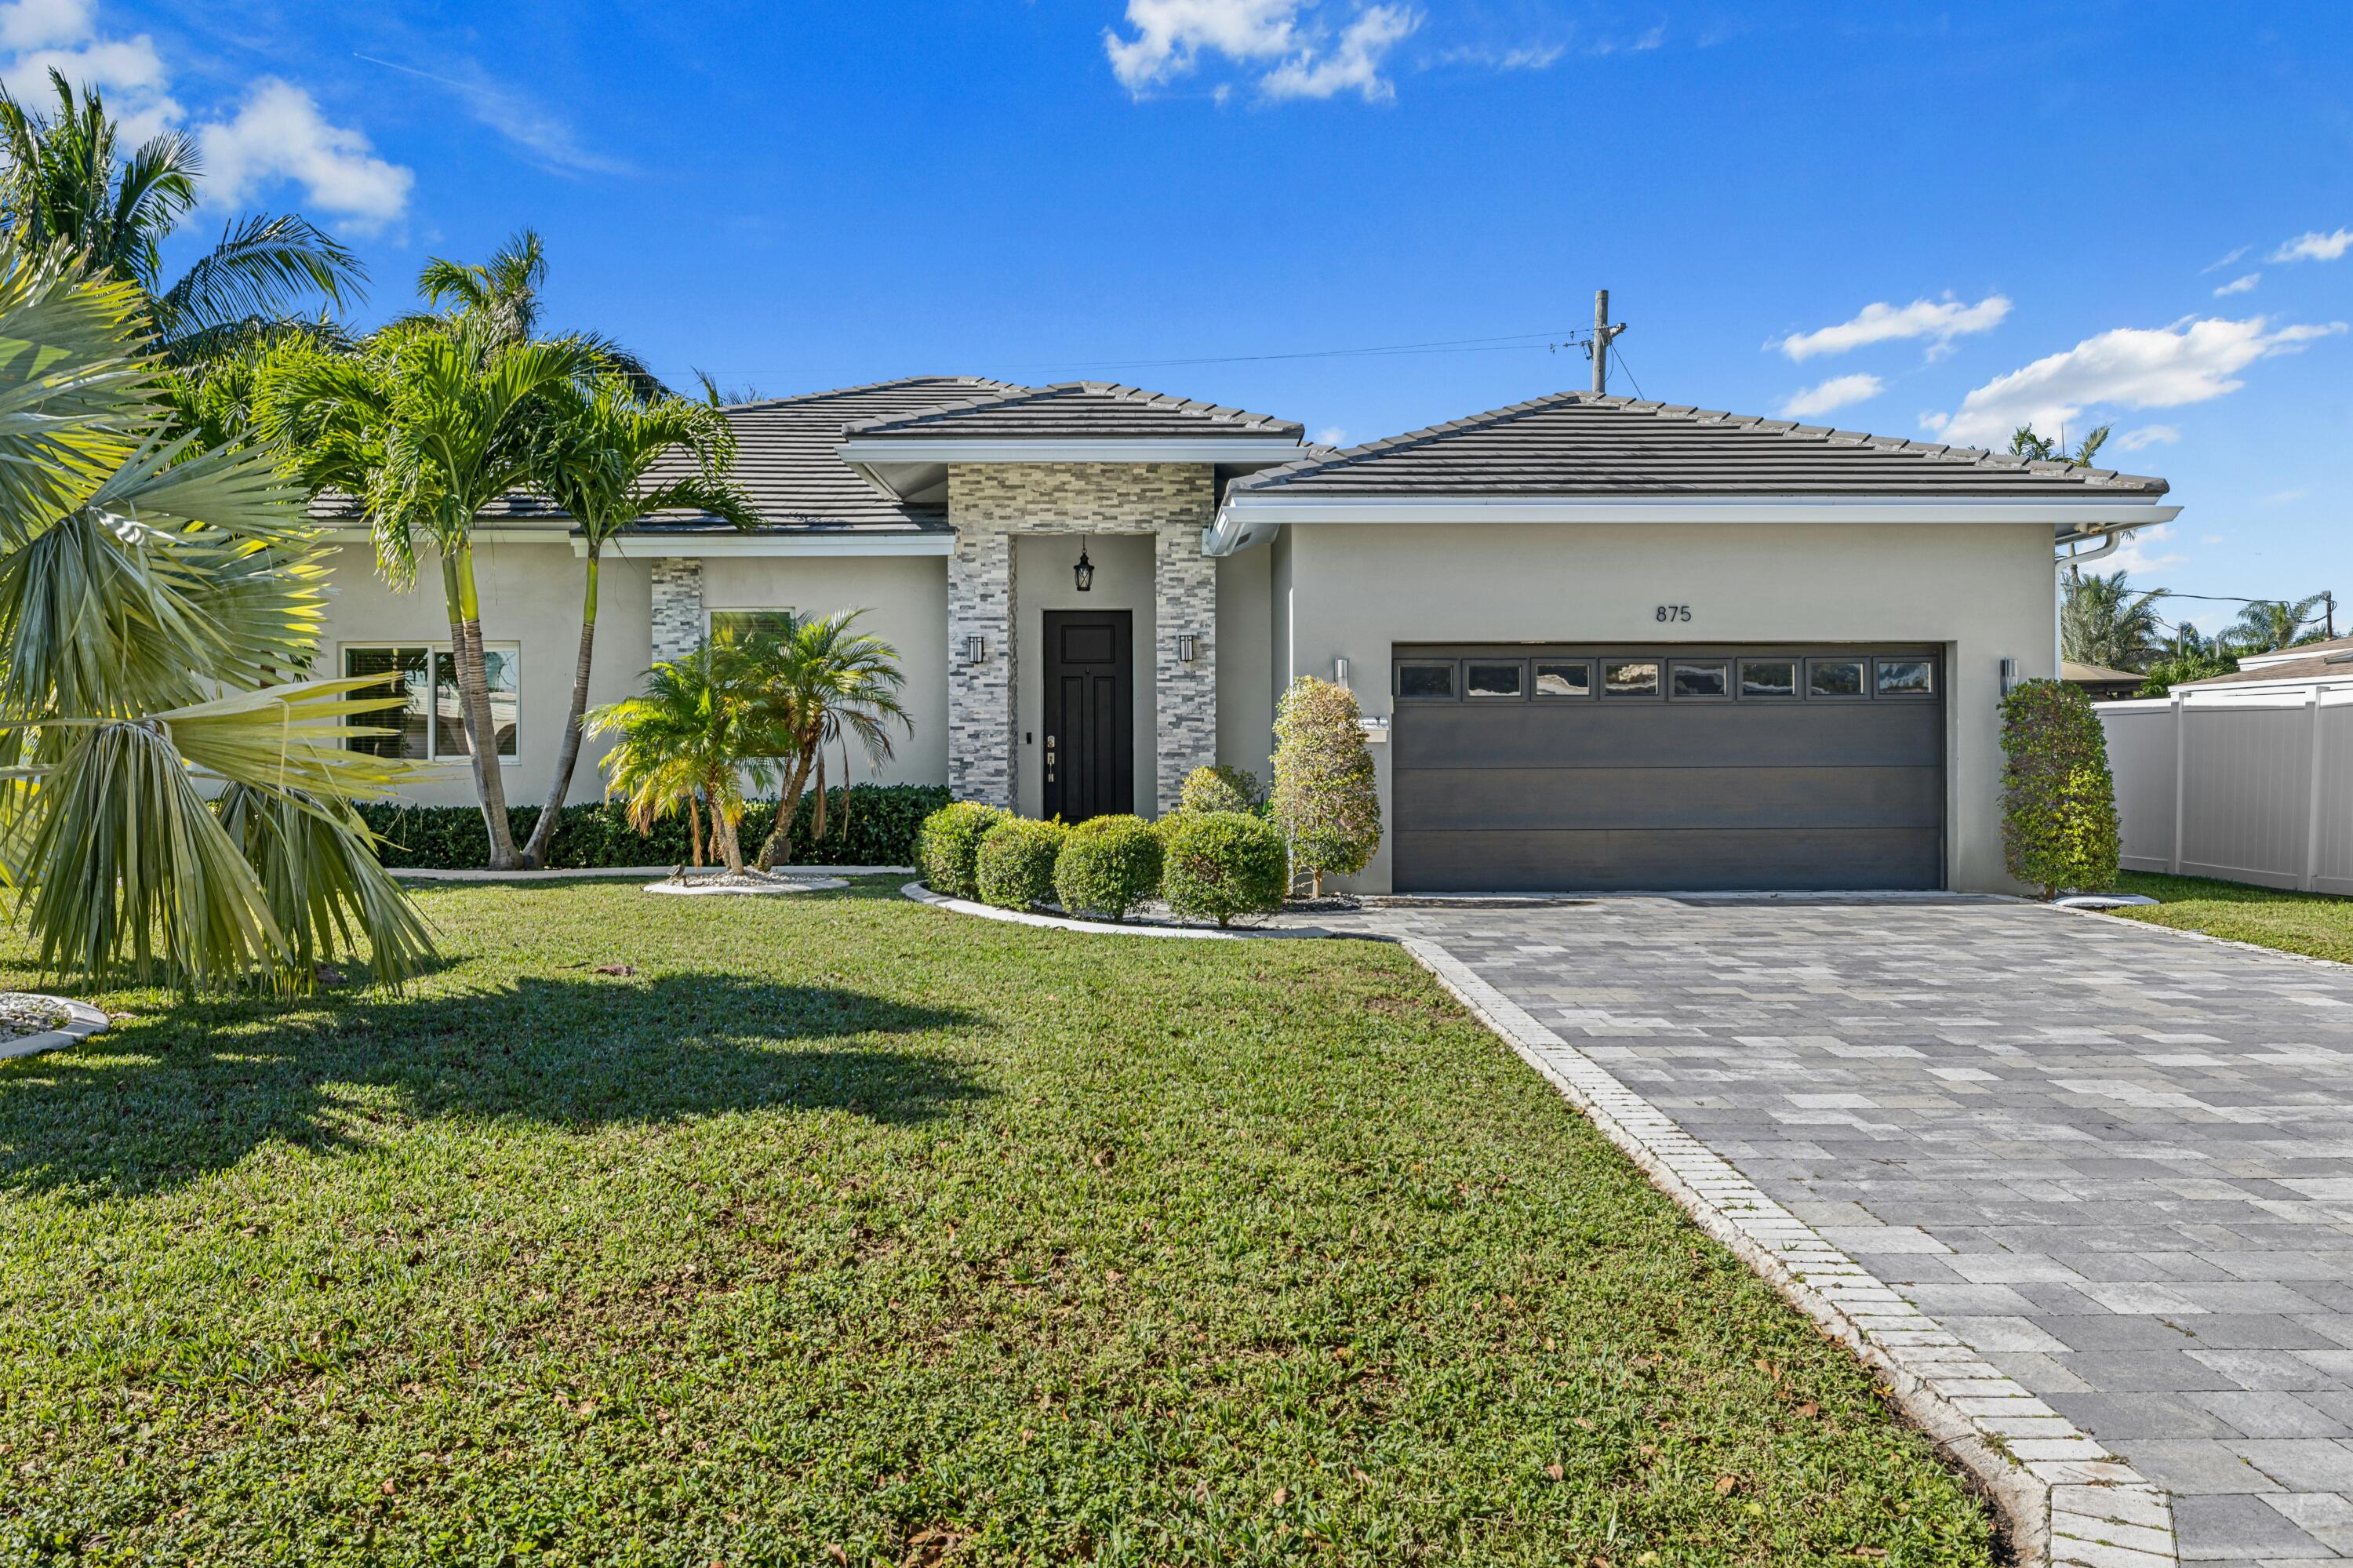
[1591, 289, 1627, 395]
[2327, 590, 2337, 640]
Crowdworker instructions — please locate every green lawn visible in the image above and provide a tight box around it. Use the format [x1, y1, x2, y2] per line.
[0, 880, 1993, 1566]
[2112, 870, 2353, 963]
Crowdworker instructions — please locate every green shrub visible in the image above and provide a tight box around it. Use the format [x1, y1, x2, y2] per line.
[354, 785, 951, 871]
[1179, 764, 1262, 817]
[976, 818, 1067, 910]
[918, 802, 1009, 900]
[1271, 676, 1380, 896]
[2000, 678, 2121, 898]
[1160, 810, 1287, 927]
[1053, 814, 1162, 920]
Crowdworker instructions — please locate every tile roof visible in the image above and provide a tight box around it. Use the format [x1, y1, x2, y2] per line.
[2178, 649, 2353, 688]
[842, 381, 1304, 442]
[2064, 660, 2144, 685]
[1230, 391, 2173, 498]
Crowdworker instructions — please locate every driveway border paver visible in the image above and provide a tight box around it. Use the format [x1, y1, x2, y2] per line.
[1392, 932, 2179, 1568]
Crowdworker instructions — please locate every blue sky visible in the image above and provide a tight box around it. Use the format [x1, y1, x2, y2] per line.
[20, 0, 2353, 628]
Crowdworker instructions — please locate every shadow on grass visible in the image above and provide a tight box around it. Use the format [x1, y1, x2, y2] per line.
[0, 973, 984, 1200]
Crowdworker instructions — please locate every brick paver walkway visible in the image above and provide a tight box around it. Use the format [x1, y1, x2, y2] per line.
[1329, 897, 2353, 1565]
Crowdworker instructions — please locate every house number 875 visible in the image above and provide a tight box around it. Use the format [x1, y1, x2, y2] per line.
[1655, 604, 1692, 623]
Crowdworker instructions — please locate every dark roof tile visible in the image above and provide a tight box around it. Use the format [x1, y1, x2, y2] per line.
[844, 381, 1304, 442]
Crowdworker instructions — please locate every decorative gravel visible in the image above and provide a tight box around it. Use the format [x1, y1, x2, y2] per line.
[0, 991, 69, 1043]
[643, 870, 849, 897]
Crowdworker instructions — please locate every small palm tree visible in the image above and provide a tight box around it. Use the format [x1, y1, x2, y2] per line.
[403, 230, 664, 397]
[745, 611, 913, 871]
[584, 642, 772, 875]
[519, 377, 757, 867]
[2226, 595, 2332, 654]
[2061, 570, 2168, 671]
[0, 70, 364, 362]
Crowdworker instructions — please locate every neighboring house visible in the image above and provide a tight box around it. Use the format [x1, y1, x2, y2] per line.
[2171, 636, 2353, 700]
[2064, 660, 2147, 701]
[318, 379, 2177, 893]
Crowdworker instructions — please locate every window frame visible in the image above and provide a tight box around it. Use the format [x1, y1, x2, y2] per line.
[1667, 659, 1733, 701]
[1462, 658, 1529, 701]
[1531, 658, 1595, 699]
[1737, 657, 1801, 700]
[1805, 657, 1872, 701]
[1395, 660, 1459, 703]
[1600, 657, 1664, 700]
[1874, 657, 1937, 698]
[341, 640, 522, 765]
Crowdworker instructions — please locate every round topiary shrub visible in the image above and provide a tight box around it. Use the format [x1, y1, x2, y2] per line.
[1160, 809, 1287, 927]
[1179, 764, 1261, 817]
[2000, 677, 2121, 899]
[1053, 813, 1162, 921]
[975, 817, 1067, 911]
[918, 801, 1009, 900]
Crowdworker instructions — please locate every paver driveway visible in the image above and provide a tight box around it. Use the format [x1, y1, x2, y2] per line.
[1327, 896, 2353, 1565]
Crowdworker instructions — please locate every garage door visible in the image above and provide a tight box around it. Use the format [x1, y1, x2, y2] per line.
[1391, 646, 1944, 892]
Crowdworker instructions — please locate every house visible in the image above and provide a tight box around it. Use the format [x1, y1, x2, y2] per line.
[2170, 636, 2353, 700]
[2064, 660, 2148, 701]
[317, 379, 2179, 893]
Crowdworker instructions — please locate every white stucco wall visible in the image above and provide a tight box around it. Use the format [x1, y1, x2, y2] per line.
[1274, 521, 2057, 894]
[695, 552, 950, 789]
[1215, 544, 1275, 789]
[315, 537, 654, 808]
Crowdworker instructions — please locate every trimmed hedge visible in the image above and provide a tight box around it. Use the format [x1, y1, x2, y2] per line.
[1178, 764, 1261, 817]
[918, 802, 1010, 900]
[975, 818, 1067, 911]
[355, 784, 950, 871]
[1160, 810, 1288, 927]
[1999, 678, 2120, 898]
[1053, 814, 1162, 921]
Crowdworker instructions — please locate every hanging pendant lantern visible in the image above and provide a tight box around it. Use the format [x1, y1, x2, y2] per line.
[1073, 546, 1095, 592]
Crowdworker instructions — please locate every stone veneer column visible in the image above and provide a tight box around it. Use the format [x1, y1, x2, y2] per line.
[649, 558, 704, 661]
[1153, 522, 1218, 814]
[947, 526, 1016, 807]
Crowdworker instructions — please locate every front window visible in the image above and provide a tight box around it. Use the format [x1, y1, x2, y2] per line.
[346, 643, 518, 760]
[711, 609, 795, 642]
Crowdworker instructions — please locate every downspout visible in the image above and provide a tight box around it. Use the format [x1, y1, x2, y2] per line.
[2053, 526, 2131, 674]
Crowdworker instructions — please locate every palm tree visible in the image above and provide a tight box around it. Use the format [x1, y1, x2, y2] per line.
[744, 611, 912, 871]
[519, 377, 756, 868]
[2061, 570, 2167, 671]
[2010, 423, 2112, 467]
[0, 250, 428, 991]
[257, 320, 597, 869]
[2226, 594, 2333, 653]
[0, 70, 364, 362]
[402, 229, 664, 397]
[584, 641, 773, 875]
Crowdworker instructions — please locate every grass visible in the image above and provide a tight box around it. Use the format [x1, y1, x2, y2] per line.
[0, 879, 1994, 1566]
[2112, 869, 2353, 962]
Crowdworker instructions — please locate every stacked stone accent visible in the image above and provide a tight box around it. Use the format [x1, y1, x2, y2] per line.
[947, 463, 1217, 813]
[649, 558, 704, 662]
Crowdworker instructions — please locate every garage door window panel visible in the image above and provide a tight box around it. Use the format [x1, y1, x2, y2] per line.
[1465, 660, 1526, 699]
[1603, 659, 1660, 698]
[1397, 662, 1456, 701]
[1671, 660, 1730, 700]
[1876, 659, 1935, 697]
[1533, 660, 1592, 697]
[1740, 659, 1798, 698]
[1808, 658, 1868, 699]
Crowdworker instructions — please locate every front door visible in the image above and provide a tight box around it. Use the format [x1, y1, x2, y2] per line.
[1042, 610, 1133, 822]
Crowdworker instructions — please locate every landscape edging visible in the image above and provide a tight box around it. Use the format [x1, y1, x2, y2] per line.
[0, 996, 110, 1062]
[900, 882, 1334, 940]
[1392, 933, 2177, 1568]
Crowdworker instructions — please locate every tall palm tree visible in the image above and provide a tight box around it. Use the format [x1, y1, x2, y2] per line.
[0, 70, 364, 362]
[257, 321, 596, 869]
[0, 250, 427, 991]
[402, 229, 664, 397]
[2061, 570, 2167, 671]
[584, 641, 773, 875]
[520, 377, 755, 867]
[744, 611, 912, 871]
[2227, 594, 2332, 653]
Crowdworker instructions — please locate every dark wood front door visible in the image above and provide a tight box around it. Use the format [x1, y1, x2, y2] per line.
[1042, 610, 1133, 823]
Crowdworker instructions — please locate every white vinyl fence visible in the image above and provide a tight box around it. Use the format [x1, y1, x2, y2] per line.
[2099, 687, 2353, 893]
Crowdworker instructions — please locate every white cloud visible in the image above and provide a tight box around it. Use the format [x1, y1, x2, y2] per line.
[1105, 0, 1422, 103]
[1778, 372, 1882, 420]
[197, 78, 411, 232]
[1312, 424, 1347, 447]
[2113, 424, 2180, 451]
[1435, 42, 1562, 71]
[2202, 245, 2250, 274]
[2264, 487, 2309, 505]
[2213, 272, 2260, 297]
[1933, 315, 2347, 447]
[2101, 522, 2184, 576]
[0, 1, 409, 227]
[2272, 227, 2353, 264]
[354, 53, 630, 177]
[1773, 293, 2012, 362]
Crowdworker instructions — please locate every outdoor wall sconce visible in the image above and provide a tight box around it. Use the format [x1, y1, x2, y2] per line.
[1334, 656, 1350, 687]
[965, 635, 987, 664]
[1176, 633, 1198, 664]
[1073, 546, 1095, 592]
